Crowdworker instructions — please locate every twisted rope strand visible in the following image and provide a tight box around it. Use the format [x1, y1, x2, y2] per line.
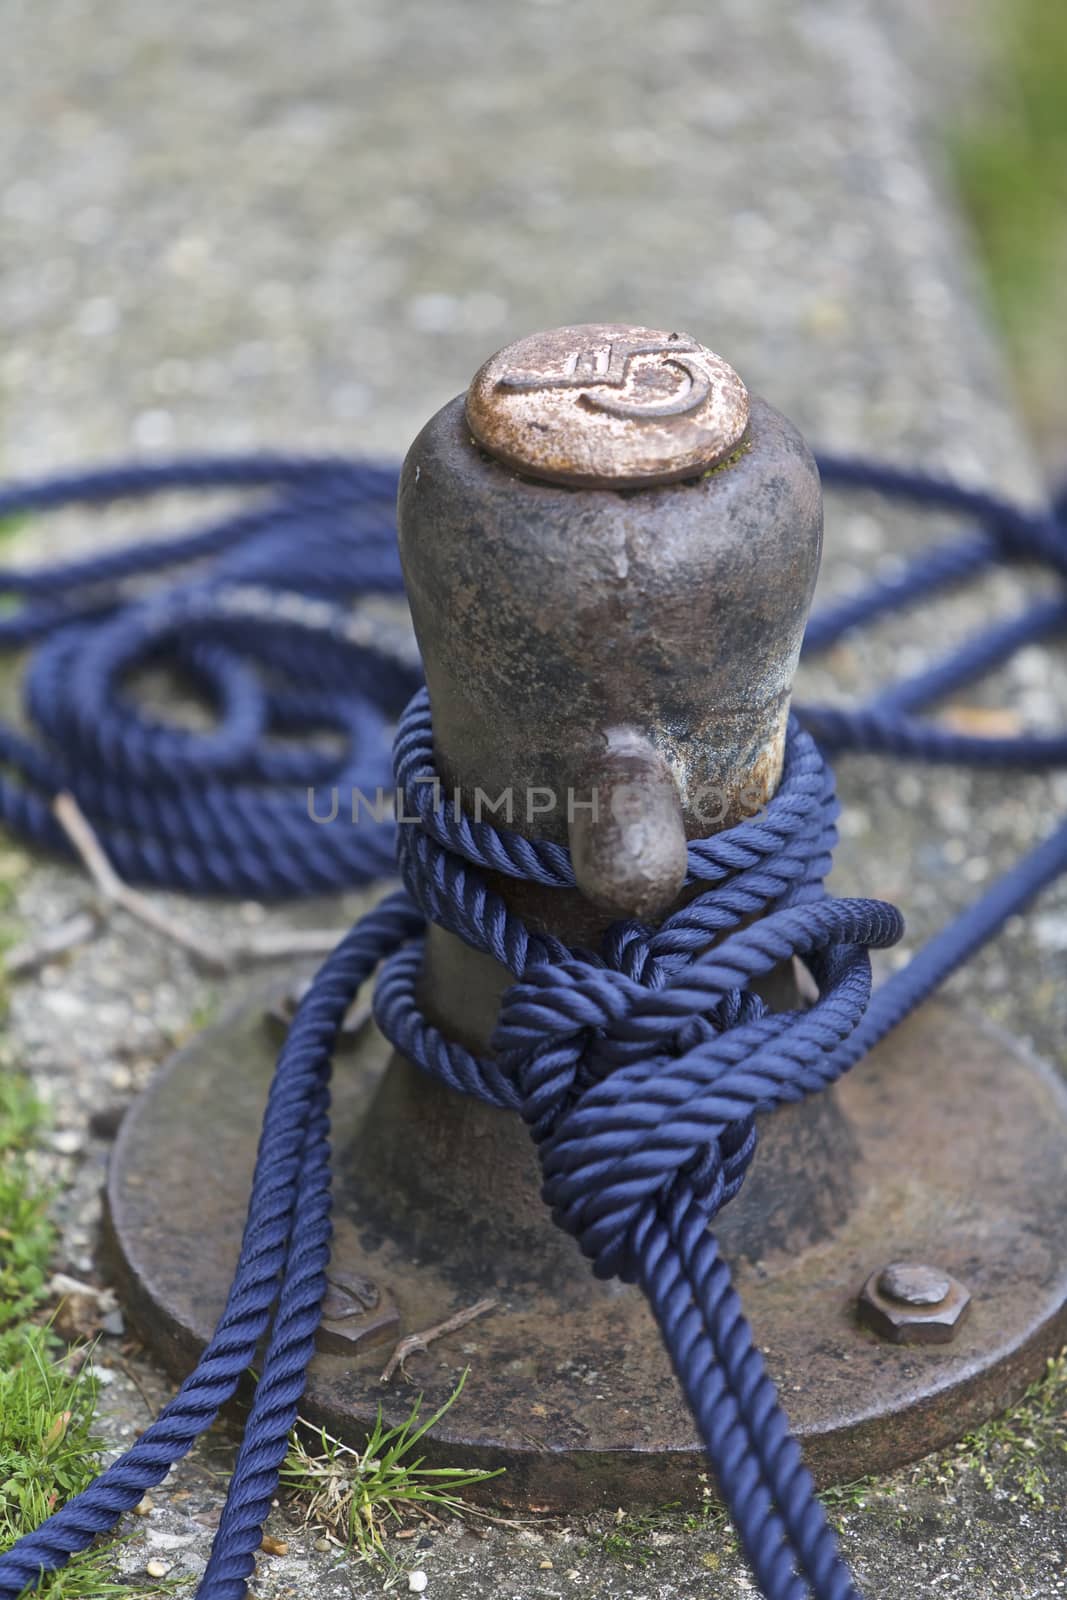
[0, 894, 420, 1598]
[0, 452, 1064, 1600]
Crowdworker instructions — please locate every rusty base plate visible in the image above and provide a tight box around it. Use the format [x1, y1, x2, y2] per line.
[103, 998, 1067, 1511]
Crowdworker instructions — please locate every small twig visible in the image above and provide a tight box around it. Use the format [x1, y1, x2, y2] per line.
[4, 908, 102, 978]
[53, 793, 231, 975]
[116, 1356, 158, 1420]
[50, 792, 347, 976]
[379, 1299, 498, 1384]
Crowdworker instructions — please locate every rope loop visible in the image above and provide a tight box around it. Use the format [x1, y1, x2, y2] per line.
[379, 699, 905, 1291]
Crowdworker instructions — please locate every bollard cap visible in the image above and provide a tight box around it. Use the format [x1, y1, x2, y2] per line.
[466, 323, 749, 488]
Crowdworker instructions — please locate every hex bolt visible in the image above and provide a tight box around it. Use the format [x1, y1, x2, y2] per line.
[858, 1261, 972, 1345]
[315, 1270, 400, 1356]
[320, 1268, 381, 1319]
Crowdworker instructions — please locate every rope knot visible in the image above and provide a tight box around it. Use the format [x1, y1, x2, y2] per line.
[487, 939, 768, 1279]
[377, 699, 904, 1285]
[485, 896, 902, 1282]
[526, 1039, 764, 1282]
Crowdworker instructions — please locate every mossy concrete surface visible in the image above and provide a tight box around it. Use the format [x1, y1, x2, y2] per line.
[0, 0, 1064, 1595]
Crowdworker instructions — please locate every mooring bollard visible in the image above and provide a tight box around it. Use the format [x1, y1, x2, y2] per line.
[352, 325, 860, 1287]
[104, 325, 1067, 1512]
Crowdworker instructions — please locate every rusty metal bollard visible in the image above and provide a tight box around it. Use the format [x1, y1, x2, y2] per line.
[106, 324, 1067, 1510]
[351, 325, 857, 1284]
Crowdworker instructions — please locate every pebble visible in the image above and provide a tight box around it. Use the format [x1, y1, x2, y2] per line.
[1034, 912, 1067, 951]
[41, 990, 88, 1021]
[408, 1572, 428, 1594]
[49, 1128, 85, 1156]
[51, 1290, 101, 1342]
[145, 1559, 171, 1578]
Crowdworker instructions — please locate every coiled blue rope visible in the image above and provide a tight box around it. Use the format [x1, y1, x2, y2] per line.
[0, 450, 1064, 1600]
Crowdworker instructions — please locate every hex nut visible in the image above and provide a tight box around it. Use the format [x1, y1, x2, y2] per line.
[858, 1262, 971, 1345]
[316, 1273, 400, 1356]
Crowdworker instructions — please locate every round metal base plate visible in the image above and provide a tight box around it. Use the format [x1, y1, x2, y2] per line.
[103, 998, 1067, 1510]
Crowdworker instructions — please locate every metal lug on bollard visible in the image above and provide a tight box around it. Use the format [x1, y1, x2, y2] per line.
[105, 324, 1067, 1511]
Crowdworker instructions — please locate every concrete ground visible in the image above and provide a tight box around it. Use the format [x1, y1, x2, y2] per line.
[1, 0, 1065, 1596]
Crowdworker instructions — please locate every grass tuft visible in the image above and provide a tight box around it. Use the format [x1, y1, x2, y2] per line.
[931, 1348, 1067, 1507]
[596, 1482, 726, 1568]
[0, 1078, 53, 1357]
[0, 1074, 45, 1160]
[0, 1328, 103, 1590]
[0, 1076, 180, 1596]
[280, 1370, 504, 1561]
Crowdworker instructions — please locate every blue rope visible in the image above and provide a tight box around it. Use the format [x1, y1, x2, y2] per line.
[0, 449, 1064, 1600]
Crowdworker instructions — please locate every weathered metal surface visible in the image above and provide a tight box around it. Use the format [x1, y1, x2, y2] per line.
[858, 1264, 972, 1345]
[400, 385, 818, 868]
[378, 363, 849, 1284]
[104, 995, 1067, 1510]
[465, 324, 749, 488]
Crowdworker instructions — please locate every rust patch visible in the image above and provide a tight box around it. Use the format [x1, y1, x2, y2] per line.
[466, 324, 749, 488]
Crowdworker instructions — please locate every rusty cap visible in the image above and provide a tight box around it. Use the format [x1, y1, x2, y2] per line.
[465, 323, 749, 488]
